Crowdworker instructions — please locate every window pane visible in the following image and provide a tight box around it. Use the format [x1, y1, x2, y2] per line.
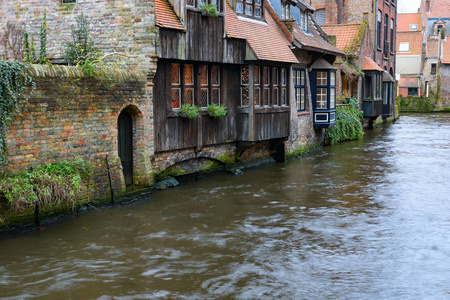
[172, 88, 181, 108]
[273, 87, 279, 106]
[241, 66, 249, 84]
[200, 88, 208, 107]
[254, 66, 260, 85]
[282, 88, 287, 106]
[330, 72, 336, 86]
[317, 88, 327, 108]
[186, 0, 194, 6]
[255, 7, 261, 17]
[281, 68, 287, 86]
[211, 66, 219, 85]
[212, 88, 220, 105]
[264, 67, 270, 85]
[295, 88, 301, 110]
[245, 5, 252, 16]
[201, 65, 208, 85]
[171, 63, 180, 85]
[185, 88, 194, 105]
[236, 2, 243, 13]
[273, 68, 279, 85]
[263, 88, 270, 106]
[241, 87, 249, 106]
[317, 71, 327, 85]
[300, 87, 305, 110]
[254, 88, 261, 106]
[300, 70, 305, 85]
[255, 0, 261, 4]
[185, 64, 194, 85]
[330, 88, 335, 108]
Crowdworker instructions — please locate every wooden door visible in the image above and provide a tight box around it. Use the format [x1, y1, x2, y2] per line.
[118, 110, 133, 186]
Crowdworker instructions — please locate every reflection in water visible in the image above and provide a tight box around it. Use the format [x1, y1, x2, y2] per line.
[1, 114, 450, 299]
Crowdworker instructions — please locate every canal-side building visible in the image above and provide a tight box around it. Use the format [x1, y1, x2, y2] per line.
[395, 13, 423, 97]
[308, 0, 397, 121]
[1, 0, 342, 199]
[417, 0, 450, 107]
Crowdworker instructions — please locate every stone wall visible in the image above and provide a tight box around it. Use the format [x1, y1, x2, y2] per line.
[0, 0, 158, 72]
[5, 65, 154, 200]
[439, 64, 450, 108]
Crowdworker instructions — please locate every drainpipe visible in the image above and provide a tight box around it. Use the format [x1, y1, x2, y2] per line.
[374, 0, 378, 63]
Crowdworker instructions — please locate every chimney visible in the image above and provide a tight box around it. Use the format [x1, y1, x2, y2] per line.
[426, 0, 430, 13]
[363, 12, 369, 22]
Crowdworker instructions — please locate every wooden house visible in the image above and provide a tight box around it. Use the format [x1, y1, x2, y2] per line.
[154, 0, 299, 170]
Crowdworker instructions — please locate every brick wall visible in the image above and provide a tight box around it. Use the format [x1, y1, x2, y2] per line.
[6, 65, 154, 200]
[0, 0, 158, 72]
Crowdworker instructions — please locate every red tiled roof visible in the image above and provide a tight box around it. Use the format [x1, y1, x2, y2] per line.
[225, 2, 298, 63]
[363, 56, 383, 71]
[396, 31, 423, 55]
[427, 1, 450, 18]
[291, 19, 344, 56]
[155, 0, 185, 31]
[321, 23, 365, 53]
[398, 77, 419, 87]
[397, 13, 422, 32]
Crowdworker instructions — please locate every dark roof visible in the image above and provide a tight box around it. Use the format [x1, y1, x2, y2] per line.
[310, 57, 338, 70]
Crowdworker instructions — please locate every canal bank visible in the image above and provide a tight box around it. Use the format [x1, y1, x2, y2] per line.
[0, 113, 449, 299]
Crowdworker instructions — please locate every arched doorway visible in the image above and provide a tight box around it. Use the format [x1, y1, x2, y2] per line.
[118, 110, 133, 186]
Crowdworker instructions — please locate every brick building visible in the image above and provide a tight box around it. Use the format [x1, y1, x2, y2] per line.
[396, 13, 423, 97]
[309, 0, 397, 121]
[417, 0, 450, 107]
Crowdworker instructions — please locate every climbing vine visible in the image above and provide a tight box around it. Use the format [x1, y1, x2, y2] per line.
[324, 97, 364, 146]
[0, 61, 33, 168]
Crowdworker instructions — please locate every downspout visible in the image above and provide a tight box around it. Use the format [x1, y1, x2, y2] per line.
[373, 0, 378, 63]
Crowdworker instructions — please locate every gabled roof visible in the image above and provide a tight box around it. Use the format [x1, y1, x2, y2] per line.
[321, 23, 365, 53]
[397, 13, 422, 32]
[310, 57, 337, 70]
[225, 2, 298, 63]
[291, 17, 344, 56]
[155, 0, 185, 31]
[363, 56, 383, 72]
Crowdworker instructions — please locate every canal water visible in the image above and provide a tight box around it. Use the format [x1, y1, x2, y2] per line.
[1, 113, 449, 299]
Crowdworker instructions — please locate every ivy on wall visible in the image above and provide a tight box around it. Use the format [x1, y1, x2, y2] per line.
[0, 61, 33, 168]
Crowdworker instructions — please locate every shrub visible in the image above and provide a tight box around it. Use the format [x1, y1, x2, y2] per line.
[324, 97, 364, 146]
[181, 103, 201, 119]
[0, 158, 93, 213]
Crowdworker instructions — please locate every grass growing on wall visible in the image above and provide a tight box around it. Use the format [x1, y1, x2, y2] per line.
[324, 98, 364, 146]
[0, 158, 93, 225]
[399, 96, 435, 112]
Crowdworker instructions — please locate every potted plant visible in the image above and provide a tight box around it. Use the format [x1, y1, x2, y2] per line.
[199, 3, 219, 17]
[207, 103, 227, 118]
[181, 103, 201, 119]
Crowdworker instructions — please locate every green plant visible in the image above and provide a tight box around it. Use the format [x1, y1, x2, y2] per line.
[181, 103, 201, 119]
[324, 97, 364, 146]
[23, 12, 47, 64]
[0, 60, 33, 168]
[39, 11, 47, 64]
[207, 103, 227, 118]
[64, 13, 100, 70]
[199, 3, 219, 17]
[0, 158, 93, 212]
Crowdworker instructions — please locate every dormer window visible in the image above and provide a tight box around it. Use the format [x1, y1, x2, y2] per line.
[300, 10, 308, 31]
[281, 2, 290, 20]
[236, 0, 263, 19]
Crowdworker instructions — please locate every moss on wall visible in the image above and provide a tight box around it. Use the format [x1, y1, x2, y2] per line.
[399, 96, 435, 112]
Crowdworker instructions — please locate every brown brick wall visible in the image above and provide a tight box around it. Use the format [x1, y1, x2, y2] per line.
[6, 65, 154, 199]
[0, 0, 158, 71]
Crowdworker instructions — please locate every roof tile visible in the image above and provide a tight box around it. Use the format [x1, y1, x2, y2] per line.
[397, 13, 422, 32]
[363, 56, 383, 71]
[321, 23, 365, 53]
[155, 0, 185, 31]
[225, 2, 298, 63]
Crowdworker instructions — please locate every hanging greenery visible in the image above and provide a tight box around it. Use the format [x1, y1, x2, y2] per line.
[324, 97, 364, 146]
[0, 60, 33, 168]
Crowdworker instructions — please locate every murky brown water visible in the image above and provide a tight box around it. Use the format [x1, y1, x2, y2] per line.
[1, 113, 450, 299]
